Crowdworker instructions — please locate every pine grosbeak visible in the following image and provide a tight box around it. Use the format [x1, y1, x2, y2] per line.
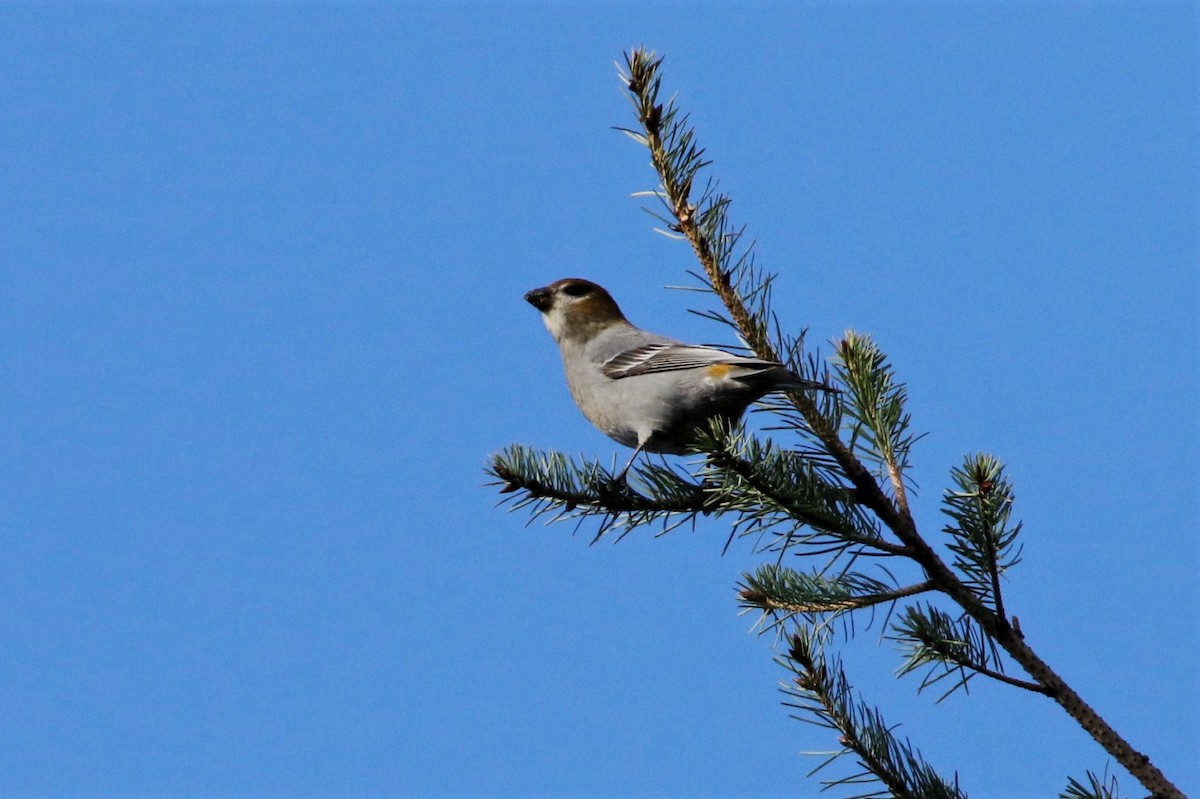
[525, 277, 831, 479]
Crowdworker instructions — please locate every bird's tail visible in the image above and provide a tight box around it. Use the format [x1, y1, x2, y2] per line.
[771, 366, 840, 394]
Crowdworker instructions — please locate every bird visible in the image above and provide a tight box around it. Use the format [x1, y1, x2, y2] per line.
[524, 277, 834, 481]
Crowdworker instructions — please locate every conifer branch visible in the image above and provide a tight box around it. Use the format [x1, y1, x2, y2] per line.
[783, 629, 966, 799]
[490, 48, 1185, 799]
[740, 565, 934, 616]
[942, 454, 1022, 622]
[618, 50, 919, 554]
[696, 424, 910, 558]
[488, 445, 712, 541]
[891, 605, 1049, 698]
[835, 332, 920, 520]
[615, 47, 1184, 799]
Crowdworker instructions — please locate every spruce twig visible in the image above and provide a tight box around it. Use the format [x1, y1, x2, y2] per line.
[740, 566, 934, 616]
[783, 629, 966, 799]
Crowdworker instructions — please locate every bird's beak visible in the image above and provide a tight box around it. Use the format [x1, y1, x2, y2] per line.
[524, 287, 553, 312]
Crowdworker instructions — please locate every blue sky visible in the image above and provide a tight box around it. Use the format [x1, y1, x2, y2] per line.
[1, 3, 1197, 798]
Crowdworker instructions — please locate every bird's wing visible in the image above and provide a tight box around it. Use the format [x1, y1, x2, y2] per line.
[601, 343, 778, 379]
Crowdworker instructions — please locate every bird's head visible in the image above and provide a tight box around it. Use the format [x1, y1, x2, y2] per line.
[524, 278, 628, 345]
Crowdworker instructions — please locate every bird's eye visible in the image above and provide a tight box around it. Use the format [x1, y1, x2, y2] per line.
[562, 282, 593, 298]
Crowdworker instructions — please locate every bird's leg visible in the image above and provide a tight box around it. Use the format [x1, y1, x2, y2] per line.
[614, 440, 648, 483]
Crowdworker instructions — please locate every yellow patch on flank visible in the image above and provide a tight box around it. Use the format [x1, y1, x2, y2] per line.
[706, 363, 733, 379]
